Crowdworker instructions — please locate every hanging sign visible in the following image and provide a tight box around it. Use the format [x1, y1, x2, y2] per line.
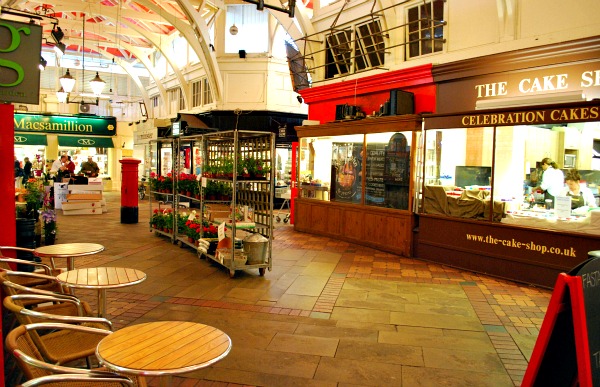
[0, 20, 42, 104]
[14, 113, 117, 136]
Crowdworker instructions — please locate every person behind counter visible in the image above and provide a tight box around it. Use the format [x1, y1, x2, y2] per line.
[50, 155, 68, 175]
[538, 157, 564, 201]
[80, 156, 100, 177]
[561, 169, 597, 209]
[64, 156, 76, 175]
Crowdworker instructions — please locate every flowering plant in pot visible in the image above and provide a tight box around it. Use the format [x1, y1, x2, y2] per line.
[253, 160, 270, 179]
[23, 178, 44, 218]
[150, 209, 163, 229]
[161, 209, 174, 232]
[41, 209, 58, 245]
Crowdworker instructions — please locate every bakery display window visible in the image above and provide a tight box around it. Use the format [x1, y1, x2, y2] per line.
[421, 117, 600, 233]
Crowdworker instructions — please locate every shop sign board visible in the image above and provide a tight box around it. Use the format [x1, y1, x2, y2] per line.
[436, 60, 600, 113]
[13, 113, 117, 136]
[14, 132, 47, 146]
[57, 135, 114, 148]
[424, 101, 600, 129]
[134, 128, 157, 144]
[0, 20, 42, 104]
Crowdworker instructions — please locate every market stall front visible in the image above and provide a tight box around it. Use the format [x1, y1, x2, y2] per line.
[294, 115, 422, 257]
[416, 101, 600, 288]
[414, 36, 600, 288]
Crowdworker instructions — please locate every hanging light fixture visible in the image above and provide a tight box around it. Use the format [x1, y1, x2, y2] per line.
[54, 42, 66, 57]
[59, 69, 76, 93]
[56, 87, 68, 103]
[51, 26, 64, 43]
[90, 72, 106, 96]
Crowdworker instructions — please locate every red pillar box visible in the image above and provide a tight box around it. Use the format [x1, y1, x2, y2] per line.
[119, 158, 142, 224]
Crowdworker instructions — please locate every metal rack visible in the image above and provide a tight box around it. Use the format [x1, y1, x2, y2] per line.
[198, 130, 275, 277]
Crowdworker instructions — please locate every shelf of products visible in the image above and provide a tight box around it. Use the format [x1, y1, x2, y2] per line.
[148, 138, 176, 243]
[149, 131, 275, 278]
[198, 130, 275, 278]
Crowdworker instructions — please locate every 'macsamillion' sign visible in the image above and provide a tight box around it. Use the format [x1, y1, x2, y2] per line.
[14, 113, 117, 136]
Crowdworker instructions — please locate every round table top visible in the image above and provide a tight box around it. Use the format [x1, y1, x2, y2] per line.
[34, 243, 105, 258]
[56, 267, 146, 290]
[96, 321, 232, 376]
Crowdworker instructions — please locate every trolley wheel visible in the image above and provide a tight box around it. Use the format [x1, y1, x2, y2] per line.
[229, 270, 236, 278]
[259, 267, 266, 276]
[283, 217, 289, 224]
[275, 216, 281, 223]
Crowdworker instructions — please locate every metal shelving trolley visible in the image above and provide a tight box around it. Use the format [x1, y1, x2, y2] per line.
[148, 138, 175, 242]
[199, 130, 275, 277]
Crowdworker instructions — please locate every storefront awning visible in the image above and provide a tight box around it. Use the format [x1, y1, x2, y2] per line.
[14, 132, 47, 146]
[57, 135, 114, 148]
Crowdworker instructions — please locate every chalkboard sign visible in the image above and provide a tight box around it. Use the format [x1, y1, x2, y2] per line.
[365, 143, 386, 206]
[522, 260, 598, 387]
[573, 257, 600, 386]
[384, 133, 410, 185]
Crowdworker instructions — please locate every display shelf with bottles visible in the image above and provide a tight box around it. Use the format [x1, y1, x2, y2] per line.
[198, 130, 275, 278]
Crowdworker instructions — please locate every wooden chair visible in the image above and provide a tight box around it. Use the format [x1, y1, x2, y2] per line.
[3, 296, 112, 366]
[0, 246, 60, 274]
[20, 373, 135, 387]
[0, 255, 62, 290]
[5, 323, 134, 387]
[0, 270, 76, 308]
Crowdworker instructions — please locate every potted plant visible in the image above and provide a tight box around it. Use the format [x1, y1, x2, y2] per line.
[23, 178, 43, 219]
[162, 209, 174, 232]
[239, 157, 256, 179]
[41, 209, 58, 245]
[254, 160, 270, 179]
[150, 209, 161, 229]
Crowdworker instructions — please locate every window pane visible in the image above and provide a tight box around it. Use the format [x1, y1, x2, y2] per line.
[365, 132, 412, 209]
[331, 137, 363, 204]
[225, 5, 268, 53]
[497, 122, 600, 232]
[422, 127, 495, 220]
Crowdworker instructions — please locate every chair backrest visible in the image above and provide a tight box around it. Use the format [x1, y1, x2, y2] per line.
[5, 325, 50, 381]
[0, 256, 54, 274]
[5, 323, 115, 383]
[4, 295, 112, 364]
[3, 295, 112, 330]
[0, 271, 66, 302]
[20, 373, 135, 386]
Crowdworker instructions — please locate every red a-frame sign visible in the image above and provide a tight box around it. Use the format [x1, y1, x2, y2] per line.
[522, 257, 600, 387]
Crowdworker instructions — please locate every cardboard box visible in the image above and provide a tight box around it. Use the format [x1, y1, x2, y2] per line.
[62, 201, 103, 210]
[66, 193, 103, 201]
[62, 207, 103, 215]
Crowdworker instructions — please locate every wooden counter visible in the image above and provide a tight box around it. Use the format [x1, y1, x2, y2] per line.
[294, 198, 414, 257]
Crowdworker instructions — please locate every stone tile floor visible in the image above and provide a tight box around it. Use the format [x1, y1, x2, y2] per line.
[7, 192, 553, 386]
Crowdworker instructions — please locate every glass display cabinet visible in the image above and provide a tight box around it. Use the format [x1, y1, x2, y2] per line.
[295, 115, 422, 257]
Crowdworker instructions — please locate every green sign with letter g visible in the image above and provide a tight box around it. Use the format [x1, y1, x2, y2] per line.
[0, 19, 41, 104]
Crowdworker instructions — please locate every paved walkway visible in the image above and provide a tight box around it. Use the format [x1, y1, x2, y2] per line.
[17, 192, 552, 386]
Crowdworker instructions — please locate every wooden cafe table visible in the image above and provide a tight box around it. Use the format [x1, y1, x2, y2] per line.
[96, 321, 232, 387]
[57, 267, 146, 317]
[34, 243, 104, 271]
